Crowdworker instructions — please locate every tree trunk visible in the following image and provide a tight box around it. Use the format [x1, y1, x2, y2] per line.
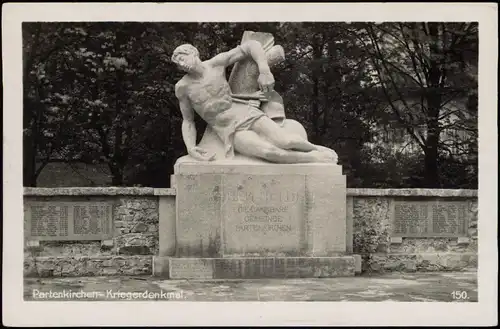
[110, 167, 124, 185]
[423, 120, 440, 187]
[23, 131, 37, 186]
[24, 169, 38, 187]
[424, 86, 441, 187]
[110, 125, 125, 186]
[423, 23, 443, 188]
[309, 33, 323, 144]
[311, 75, 320, 144]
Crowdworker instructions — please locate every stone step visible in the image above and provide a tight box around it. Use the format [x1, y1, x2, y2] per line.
[153, 255, 360, 279]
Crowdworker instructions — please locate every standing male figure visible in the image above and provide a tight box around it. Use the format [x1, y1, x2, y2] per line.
[172, 40, 338, 164]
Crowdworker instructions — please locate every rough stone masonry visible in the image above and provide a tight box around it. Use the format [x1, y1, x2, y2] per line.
[24, 187, 477, 277]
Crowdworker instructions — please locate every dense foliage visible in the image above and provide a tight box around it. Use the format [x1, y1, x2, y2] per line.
[23, 22, 478, 188]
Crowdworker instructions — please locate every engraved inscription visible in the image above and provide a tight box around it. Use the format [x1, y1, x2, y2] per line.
[394, 203, 429, 235]
[73, 204, 110, 236]
[235, 205, 292, 233]
[223, 174, 305, 255]
[432, 203, 466, 235]
[27, 202, 113, 241]
[59, 206, 69, 236]
[393, 201, 468, 237]
[30, 205, 69, 237]
[210, 190, 301, 204]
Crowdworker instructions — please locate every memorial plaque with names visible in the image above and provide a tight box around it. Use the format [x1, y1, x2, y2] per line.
[26, 201, 113, 241]
[392, 200, 468, 237]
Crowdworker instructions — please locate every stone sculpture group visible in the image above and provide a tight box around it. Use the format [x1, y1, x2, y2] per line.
[172, 31, 339, 165]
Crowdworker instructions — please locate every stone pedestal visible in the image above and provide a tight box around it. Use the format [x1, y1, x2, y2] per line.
[154, 162, 359, 279]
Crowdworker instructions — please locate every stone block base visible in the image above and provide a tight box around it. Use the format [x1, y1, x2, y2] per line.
[153, 256, 359, 279]
[173, 163, 347, 258]
[153, 256, 171, 278]
[24, 256, 153, 277]
[364, 253, 478, 273]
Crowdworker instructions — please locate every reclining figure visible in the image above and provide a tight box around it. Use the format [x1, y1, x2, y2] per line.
[172, 31, 338, 164]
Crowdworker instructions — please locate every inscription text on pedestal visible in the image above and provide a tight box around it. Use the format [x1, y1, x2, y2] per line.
[222, 174, 306, 255]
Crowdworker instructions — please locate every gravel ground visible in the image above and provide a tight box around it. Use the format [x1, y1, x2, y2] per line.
[24, 271, 477, 302]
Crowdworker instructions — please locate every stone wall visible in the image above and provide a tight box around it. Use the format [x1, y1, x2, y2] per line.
[348, 189, 478, 273]
[23, 187, 478, 277]
[24, 188, 165, 277]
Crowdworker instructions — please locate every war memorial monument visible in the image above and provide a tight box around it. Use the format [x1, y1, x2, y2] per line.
[23, 31, 477, 282]
[153, 31, 357, 279]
